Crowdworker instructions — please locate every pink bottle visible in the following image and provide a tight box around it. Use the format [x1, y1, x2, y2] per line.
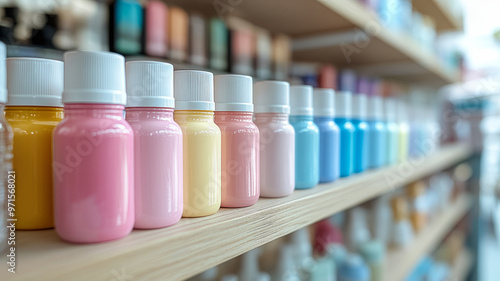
[53, 51, 134, 243]
[145, 0, 168, 57]
[125, 61, 183, 229]
[253, 81, 295, 198]
[214, 75, 259, 207]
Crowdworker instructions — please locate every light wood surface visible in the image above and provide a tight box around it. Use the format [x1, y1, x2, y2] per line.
[385, 195, 473, 281]
[450, 250, 474, 281]
[0, 143, 472, 281]
[412, 0, 463, 31]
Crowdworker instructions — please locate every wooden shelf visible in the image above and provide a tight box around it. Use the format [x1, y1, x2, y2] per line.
[412, 0, 463, 32]
[385, 194, 473, 281]
[450, 250, 474, 281]
[1, 143, 472, 281]
[167, 0, 460, 86]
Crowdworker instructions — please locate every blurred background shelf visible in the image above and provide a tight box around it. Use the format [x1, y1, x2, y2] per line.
[385, 194, 473, 281]
[1, 143, 472, 281]
[412, 0, 463, 32]
[451, 249, 474, 281]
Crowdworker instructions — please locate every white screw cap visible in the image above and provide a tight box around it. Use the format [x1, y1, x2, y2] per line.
[290, 85, 313, 116]
[352, 94, 367, 120]
[174, 70, 214, 111]
[126, 61, 174, 108]
[0, 42, 6, 104]
[214, 74, 253, 112]
[63, 51, 126, 105]
[367, 96, 383, 120]
[335, 91, 352, 118]
[313, 88, 335, 117]
[384, 97, 397, 121]
[7, 58, 63, 107]
[253, 80, 290, 114]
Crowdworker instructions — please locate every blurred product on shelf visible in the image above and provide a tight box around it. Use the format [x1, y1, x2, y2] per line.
[168, 6, 188, 61]
[367, 95, 388, 168]
[352, 94, 369, 173]
[384, 98, 400, 165]
[253, 81, 295, 198]
[370, 195, 392, 245]
[173, 70, 221, 217]
[6, 57, 63, 230]
[209, 18, 229, 71]
[334, 91, 355, 177]
[345, 207, 371, 252]
[189, 14, 207, 66]
[397, 99, 410, 162]
[144, 0, 168, 57]
[318, 65, 337, 89]
[109, 0, 143, 55]
[338, 253, 370, 281]
[359, 240, 385, 281]
[289, 85, 320, 189]
[125, 61, 183, 229]
[227, 17, 255, 76]
[390, 195, 414, 247]
[239, 249, 270, 281]
[407, 181, 428, 233]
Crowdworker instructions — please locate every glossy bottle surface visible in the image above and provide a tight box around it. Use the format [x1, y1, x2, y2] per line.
[5, 106, 63, 229]
[174, 110, 221, 217]
[398, 122, 410, 162]
[351, 119, 369, 173]
[334, 118, 355, 177]
[53, 104, 134, 243]
[254, 113, 294, 197]
[367, 120, 387, 169]
[0, 105, 13, 252]
[386, 121, 400, 165]
[215, 112, 259, 207]
[290, 115, 319, 189]
[314, 117, 340, 183]
[126, 108, 182, 229]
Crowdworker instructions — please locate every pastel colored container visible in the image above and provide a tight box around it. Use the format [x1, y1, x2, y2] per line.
[54, 51, 134, 243]
[209, 18, 228, 71]
[397, 101, 410, 162]
[109, 0, 143, 55]
[5, 58, 64, 230]
[290, 85, 319, 189]
[214, 75, 259, 207]
[367, 96, 387, 168]
[253, 81, 294, 197]
[313, 88, 340, 183]
[385, 98, 399, 165]
[174, 70, 221, 217]
[335, 92, 355, 177]
[125, 61, 182, 229]
[144, 0, 168, 57]
[168, 6, 188, 61]
[352, 94, 369, 173]
[338, 254, 370, 281]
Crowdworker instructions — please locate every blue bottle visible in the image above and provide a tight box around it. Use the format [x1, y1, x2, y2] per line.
[367, 96, 387, 168]
[313, 88, 340, 183]
[289, 85, 320, 189]
[338, 254, 370, 281]
[385, 98, 399, 165]
[351, 94, 369, 173]
[334, 92, 355, 177]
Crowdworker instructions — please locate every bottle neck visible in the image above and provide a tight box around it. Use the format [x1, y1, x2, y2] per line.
[174, 110, 214, 122]
[214, 111, 253, 123]
[125, 107, 174, 121]
[254, 112, 289, 123]
[62, 104, 125, 119]
[290, 115, 313, 122]
[5, 106, 64, 119]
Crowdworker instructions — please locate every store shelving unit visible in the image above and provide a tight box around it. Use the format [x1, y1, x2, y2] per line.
[412, 0, 463, 32]
[1, 143, 472, 281]
[450, 250, 474, 281]
[385, 194, 472, 281]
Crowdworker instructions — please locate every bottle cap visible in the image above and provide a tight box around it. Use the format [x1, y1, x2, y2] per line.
[214, 74, 253, 112]
[63, 51, 126, 105]
[174, 70, 215, 111]
[290, 85, 313, 116]
[126, 61, 174, 108]
[367, 96, 383, 120]
[6, 57, 63, 107]
[352, 94, 367, 119]
[335, 91, 352, 118]
[384, 97, 397, 120]
[253, 80, 290, 114]
[0, 42, 6, 104]
[312, 88, 334, 117]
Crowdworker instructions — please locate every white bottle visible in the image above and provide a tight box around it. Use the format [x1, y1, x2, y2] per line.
[274, 244, 301, 281]
[240, 248, 271, 281]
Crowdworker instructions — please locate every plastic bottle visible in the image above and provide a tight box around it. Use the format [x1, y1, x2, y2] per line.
[352, 94, 369, 173]
[359, 241, 385, 281]
[345, 207, 371, 252]
[253, 81, 295, 198]
[385, 98, 399, 165]
[397, 100, 410, 162]
[290, 85, 320, 189]
[125, 61, 182, 229]
[174, 70, 221, 217]
[291, 228, 316, 279]
[53, 51, 134, 243]
[240, 249, 271, 281]
[407, 181, 427, 233]
[144, 0, 168, 57]
[334, 92, 355, 177]
[214, 74, 259, 208]
[370, 195, 392, 245]
[274, 244, 301, 281]
[338, 254, 370, 281]
[0, 42, 13, 252]
[390, 195, 414, 247]
[366, 96, 387, 168]
[313, 88, 340, 183]
[5, 58, 63, 230]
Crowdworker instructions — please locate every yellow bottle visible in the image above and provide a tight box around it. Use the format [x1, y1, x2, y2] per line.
[173, 71, 221, 217]
[5, 58, 64, 229]
[397, 100, 409, 162]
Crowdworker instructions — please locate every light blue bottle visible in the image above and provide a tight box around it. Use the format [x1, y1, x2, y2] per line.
[367, 96, 387, 168]
[334, 92, 355, 177]
[290, 85, 320, 189]
[385, 98, 399, 165]
[313, 88, 340, 183]
[351, 94, 369, 173]
[338, 254, 370, 281]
